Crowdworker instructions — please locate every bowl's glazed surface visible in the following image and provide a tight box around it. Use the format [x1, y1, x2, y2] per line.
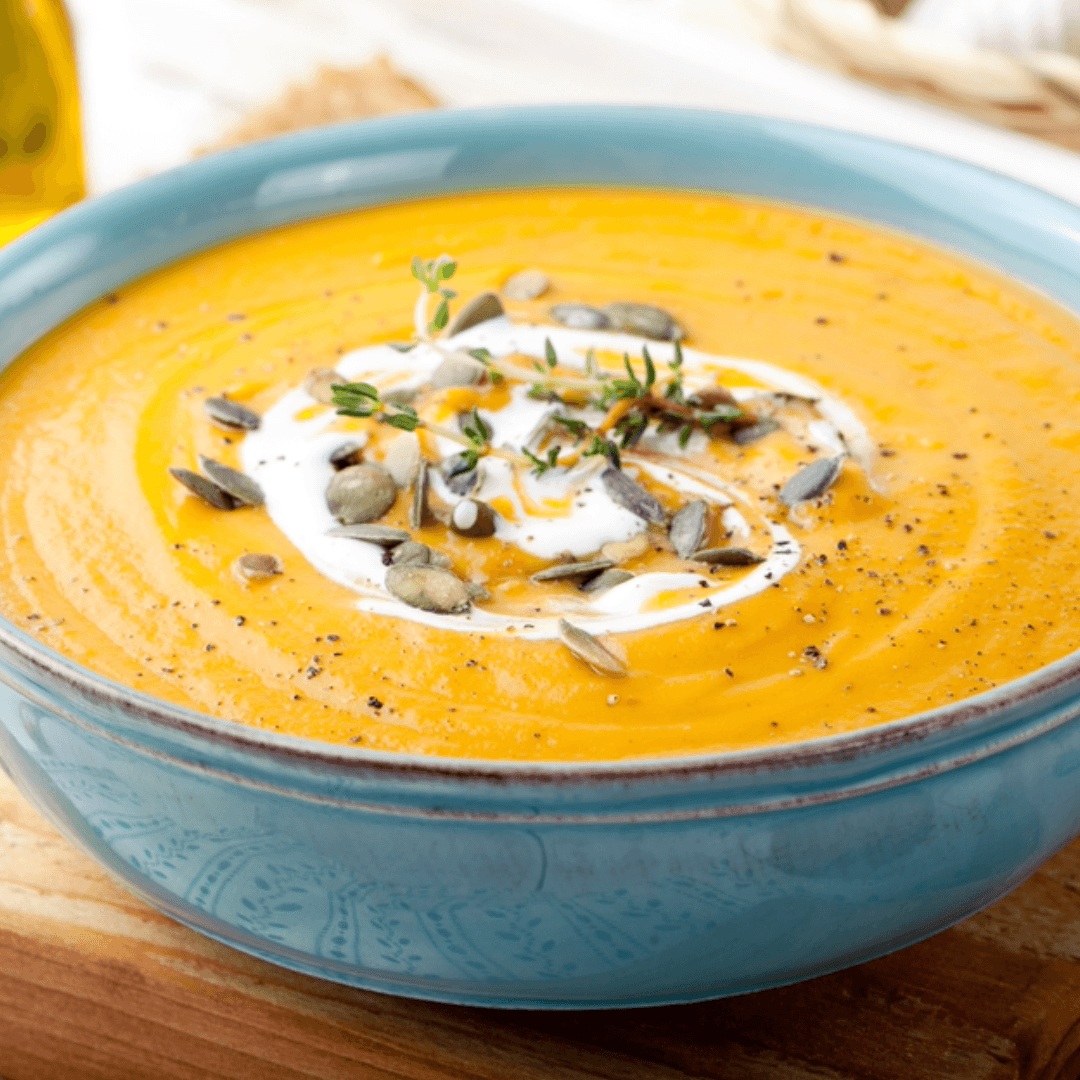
[2, 106, 1080, 1007]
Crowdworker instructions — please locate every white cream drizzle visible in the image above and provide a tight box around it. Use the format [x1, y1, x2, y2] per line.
[241, 318, 871, 640]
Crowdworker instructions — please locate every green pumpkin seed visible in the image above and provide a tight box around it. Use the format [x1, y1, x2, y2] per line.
[385, 565, 470, 614]
[532, 558, 614, 583]
[779, 455, 845, 507]
[198, 456, 264, 507]
[327, 524, 410, 546]
[204, 396, 261, 431]
[169, 467, 236, 511]
[502, 269, 550, 301]
[326, 464, 397, 525]
[693, 547, 764, 566]
[601, 467, 666, 525]
[550, 303, 610, 331]
[669, 500, 707, 559]
[233, 552, 283, 580]
[445, 291, 504, 335]
[557, 619, 626, 678]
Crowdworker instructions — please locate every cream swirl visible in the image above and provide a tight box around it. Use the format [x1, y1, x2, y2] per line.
[241, 318, 871, 639]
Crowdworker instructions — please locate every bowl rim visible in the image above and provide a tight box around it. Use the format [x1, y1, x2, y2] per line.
[3, 102, 1080, 784]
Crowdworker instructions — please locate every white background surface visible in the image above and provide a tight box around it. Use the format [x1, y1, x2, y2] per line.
[66, 0, 1080, 204]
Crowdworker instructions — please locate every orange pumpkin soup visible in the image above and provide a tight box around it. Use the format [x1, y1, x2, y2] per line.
[0, 188, 1078, 760]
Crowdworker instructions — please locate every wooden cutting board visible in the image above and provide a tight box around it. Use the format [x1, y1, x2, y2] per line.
[1, 768, 1078, 1080]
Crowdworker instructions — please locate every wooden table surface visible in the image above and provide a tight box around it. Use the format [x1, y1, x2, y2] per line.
[1, 771, 1079, 1080]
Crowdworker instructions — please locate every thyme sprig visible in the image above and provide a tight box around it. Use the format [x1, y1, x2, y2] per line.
[334, 254, 758, 483]
[332, 381, 520, 469]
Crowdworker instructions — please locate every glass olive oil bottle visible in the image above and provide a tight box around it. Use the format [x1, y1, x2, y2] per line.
[0, 0, 84, 246]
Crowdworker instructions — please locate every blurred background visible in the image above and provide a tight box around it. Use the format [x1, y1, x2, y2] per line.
[13, 0, 1080, 215]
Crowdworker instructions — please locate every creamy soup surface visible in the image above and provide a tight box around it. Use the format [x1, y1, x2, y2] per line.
[1, 188, 1078, 761]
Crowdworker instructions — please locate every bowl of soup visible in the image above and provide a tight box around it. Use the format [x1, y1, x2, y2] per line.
[0, 106, 1079, 1008]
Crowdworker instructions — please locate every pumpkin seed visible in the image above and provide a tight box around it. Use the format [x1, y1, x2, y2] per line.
[532, 558, 614, 583]
[557, 619, 626, 677]
[204, 396, 260, 431]
[385, 565, 470, 614]
[580, 568, 635, 593]
[688, 386, 740, 410]
[303, 366, 343, 404]
[550, 303, 610, 331]
[382, 386, 419, 406]
[327, 524, 410, 547]
[446, 291, 504, 335]
[169, 467, 237, 511]
[450, 498, 497, 538]
[603, 302, 685, 342]
[233, 552, 283, 580]
[693, 547, 764, 566]
[410, 460, 430, 529]
[442, 454, 479, 496]
[383, 431, 421, 487]
[329, 441, 364, 470]
[430, 354, 486, 389]
[669, 500, 707, 559]
[326, 463, 397, 524]
[502, 269, 550, 301]
[732, 418, 781, 445]
[601, 466, 666, 525]
[198, 456, 264, 507]
[390, 540, 431, 566]
[428, 548, 452, 570]
[779, 455, 846, 507]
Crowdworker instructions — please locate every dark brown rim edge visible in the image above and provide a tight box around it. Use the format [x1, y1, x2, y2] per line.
[3, 618, 1080, 789]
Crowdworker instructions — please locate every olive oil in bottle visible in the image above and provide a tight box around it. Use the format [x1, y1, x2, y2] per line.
[0, 0, 84, 246]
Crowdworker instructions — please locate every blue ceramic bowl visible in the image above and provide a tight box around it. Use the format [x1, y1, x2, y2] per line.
[1, 107, 1080, 1009]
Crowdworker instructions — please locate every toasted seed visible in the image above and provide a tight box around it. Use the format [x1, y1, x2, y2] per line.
[169, 467, 237, 510]
[303, 366, 343, 404]
[326, 463, 397, 524]
[390, 540, 431, 565]
[233, 553, 283, 580]
[779, 455, 846, 507]
[329, 441, 364, 470]
[382, 386, 419, 406]
[580, 568, 635, 593]
[603, 302, 684, 342]
[694, 547, 764, 566]
[430, 354, 486, 389]
[557, 619, 626, 677]
[327, 524, 410, 546]
[383, 431, 421, 488]
[550, 303, 610, 331]
[502, 269, 550, 301]
[669, 500, 707, 559]
[601, 466, 666, 525]
[451, 498, 497, 538]
[532, 558, 614, 583]
[600, 533, 649, 564]
[410, 460, 430, 529]
[732, 418, 781, 445]
[465, 581, 492, 602]
[204, 396, 260, 431]
[689, 387, 740, 410]
[446, 291, 504, 335]
[198, 456, 264, 507]
[385, 565, 470, 613]
[428, 548, 452, 570]
[442, 454, 479, 496]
